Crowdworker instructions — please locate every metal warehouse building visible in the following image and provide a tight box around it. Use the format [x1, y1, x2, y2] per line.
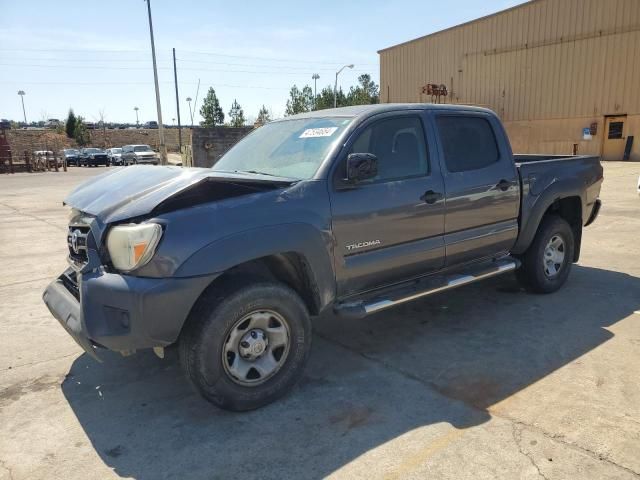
[378, 0, 640, 161]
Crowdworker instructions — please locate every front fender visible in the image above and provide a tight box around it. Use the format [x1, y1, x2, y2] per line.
[175, 223, 336, 310]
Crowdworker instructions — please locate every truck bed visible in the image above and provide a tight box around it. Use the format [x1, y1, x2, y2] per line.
[512, 153, 603, 256]
[514, 154, 599, 165]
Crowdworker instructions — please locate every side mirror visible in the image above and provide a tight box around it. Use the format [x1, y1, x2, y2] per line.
[346, 153, 378, 184]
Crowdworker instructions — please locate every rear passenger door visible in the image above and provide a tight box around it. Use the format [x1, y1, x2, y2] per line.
[330, 112, 446, 297]
[432, 112, 519, 266]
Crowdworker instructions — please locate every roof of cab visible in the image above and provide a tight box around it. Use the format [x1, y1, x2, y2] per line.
[276, 103, 495, 121]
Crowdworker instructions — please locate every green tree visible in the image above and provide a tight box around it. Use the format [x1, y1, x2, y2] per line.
[347, 74, 380, 105]
[200, 87, 225, 126]
[256, 105, 271, 125]
[74, 116, 90, 146]
[65, 109, 76, 138]
[285, 85, 314, 116]
[314, 85, 347, 110]
[228, 99, 246, 127]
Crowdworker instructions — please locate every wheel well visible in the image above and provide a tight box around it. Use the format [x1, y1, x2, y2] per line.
[543, 196, 582, 262]
[199, 253, 321, 315]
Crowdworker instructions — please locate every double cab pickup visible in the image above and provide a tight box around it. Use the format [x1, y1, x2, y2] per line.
[43, 104, 603, 410]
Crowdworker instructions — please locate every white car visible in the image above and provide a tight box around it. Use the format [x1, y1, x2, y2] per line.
[121, 144, 159, 165]
[106, 147, 124, 166]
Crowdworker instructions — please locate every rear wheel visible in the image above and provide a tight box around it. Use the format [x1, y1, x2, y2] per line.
[516, 215, 574, 293]
[179, 281, 311, 411]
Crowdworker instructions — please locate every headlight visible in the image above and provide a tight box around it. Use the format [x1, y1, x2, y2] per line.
[106, 223, 162, 272]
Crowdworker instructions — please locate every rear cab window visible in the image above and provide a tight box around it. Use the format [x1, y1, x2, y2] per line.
[436, 116, 499, 172]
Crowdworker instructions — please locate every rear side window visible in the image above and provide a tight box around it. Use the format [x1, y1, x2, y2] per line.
[436, 116, 499, 172]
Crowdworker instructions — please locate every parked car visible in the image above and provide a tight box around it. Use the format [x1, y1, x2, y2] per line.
[79, 148, 109, 167]
[121, 144, 158, 165]
[43, 104, 603, 411]
[61, 148, 81, 166]
[143, 121, 158, 129]
[45, 119, 61, 129]
[106, 147, 124, 166]
[33, 150, 62, 168]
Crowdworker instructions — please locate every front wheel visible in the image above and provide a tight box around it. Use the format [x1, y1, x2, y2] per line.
[516, 215, 575, 293]
[179, 281, 311, 411]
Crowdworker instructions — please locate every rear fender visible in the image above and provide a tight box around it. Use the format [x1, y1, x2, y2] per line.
[512, 177, 585, 256]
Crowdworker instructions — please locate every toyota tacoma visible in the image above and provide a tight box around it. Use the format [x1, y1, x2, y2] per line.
[43, 104, 603, 410]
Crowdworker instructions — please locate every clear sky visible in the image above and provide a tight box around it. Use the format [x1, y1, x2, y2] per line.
[0, 0, 526, 125]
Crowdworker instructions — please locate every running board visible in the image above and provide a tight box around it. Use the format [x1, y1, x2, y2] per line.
[334, 258, 519, 319]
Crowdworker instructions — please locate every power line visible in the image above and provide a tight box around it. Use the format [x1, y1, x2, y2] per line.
[0, 56, 378, 72]
[0, 80, 289, 89]
[0, 47, 376, 66]
[0, 62, 376, 77]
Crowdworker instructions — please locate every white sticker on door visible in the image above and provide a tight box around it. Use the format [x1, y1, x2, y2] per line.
[299, 127, 338, 138]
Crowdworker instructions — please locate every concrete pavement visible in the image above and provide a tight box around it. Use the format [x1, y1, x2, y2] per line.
[1, 163, 639, 479]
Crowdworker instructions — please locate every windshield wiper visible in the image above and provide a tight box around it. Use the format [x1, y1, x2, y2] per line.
[235, 170, 283, 178]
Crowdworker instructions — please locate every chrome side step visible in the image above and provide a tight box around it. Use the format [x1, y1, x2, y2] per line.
[334, 258, 519, 319]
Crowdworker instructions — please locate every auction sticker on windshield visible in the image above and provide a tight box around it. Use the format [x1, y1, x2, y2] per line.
[299, 127, 338, 138]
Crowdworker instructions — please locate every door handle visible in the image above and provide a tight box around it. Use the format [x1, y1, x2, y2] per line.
[496, 179, 511, 191]
[420, 190, 443, 204]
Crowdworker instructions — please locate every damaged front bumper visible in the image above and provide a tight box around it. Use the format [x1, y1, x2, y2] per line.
[43, 267, 218, 360]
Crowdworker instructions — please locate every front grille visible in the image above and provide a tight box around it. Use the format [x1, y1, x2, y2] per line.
[60, 270, 80, 300]
[67, 225, 91, 265]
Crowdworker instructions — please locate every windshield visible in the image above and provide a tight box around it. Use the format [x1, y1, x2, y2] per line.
[85, 148, 101, 153]
[212, 117, 353, 179]
[134, 146, 152, 152]
[64, 149, 79, 155]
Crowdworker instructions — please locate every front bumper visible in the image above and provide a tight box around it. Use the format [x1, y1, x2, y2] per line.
[43, 268, 218, 359]
[585, 199, 602, 226]
[136, 157, 158, 164]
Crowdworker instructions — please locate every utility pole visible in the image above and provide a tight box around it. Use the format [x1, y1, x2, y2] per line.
[334, 64, 354, 108]
[312, 74, 320, 110]
[172, 47, 183, 152]
[17, 90, 27, 124]
[186, 97, 193, 127]
[145, 0, 168, 165]
[134, 106, 139, 126]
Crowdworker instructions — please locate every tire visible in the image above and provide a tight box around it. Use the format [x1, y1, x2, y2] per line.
[179, 281, 312, 411]
[516, 215, 574, 293]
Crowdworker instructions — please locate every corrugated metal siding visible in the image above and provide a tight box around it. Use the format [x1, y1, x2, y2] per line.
[379, 0, 640, 121]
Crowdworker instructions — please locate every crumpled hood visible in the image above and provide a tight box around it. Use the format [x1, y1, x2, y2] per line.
[64, 165, 293, 223]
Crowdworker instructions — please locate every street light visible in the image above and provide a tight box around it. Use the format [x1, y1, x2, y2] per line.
[17, 90, 27, 125]
[144, 0, 167, 165]
[334, 64, 353, 108]
[312, 73, 320, 110]
[134, 106, 139, 127]
[186, 97, 193, 127]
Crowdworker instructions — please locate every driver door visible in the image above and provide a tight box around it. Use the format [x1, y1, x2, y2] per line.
[329, 112, 446, 297]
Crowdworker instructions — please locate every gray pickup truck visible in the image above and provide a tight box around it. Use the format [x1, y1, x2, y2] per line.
[43, 104, 603, 410]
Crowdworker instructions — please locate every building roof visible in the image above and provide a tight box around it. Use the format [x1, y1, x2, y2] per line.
[378, 0, 537, 53]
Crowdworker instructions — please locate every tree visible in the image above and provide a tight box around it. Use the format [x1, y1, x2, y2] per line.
[228, 99, 246, 127]
[199, 87, 224, 126]
[65, 109, 76, 138]
[74, 116, 90, 146]
[347, 74, 380, 106]
[256, 105, 271, 125]
[314, 85, 347, 110]
[285, 85, 314, 116]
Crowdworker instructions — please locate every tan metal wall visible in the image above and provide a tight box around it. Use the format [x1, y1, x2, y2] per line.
[379, 0, 640, 159]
